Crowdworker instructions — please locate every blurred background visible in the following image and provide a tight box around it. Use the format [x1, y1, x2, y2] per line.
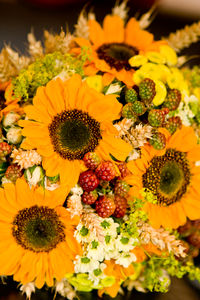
[0, 0, 200, 299]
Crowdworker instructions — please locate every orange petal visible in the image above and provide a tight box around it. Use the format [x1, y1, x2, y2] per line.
[103, 15, 124, 43]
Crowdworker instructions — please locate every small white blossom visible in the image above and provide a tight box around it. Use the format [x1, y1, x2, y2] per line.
[115, 235, 137, 252]
[88, 263, 106, 286]
[70, 184, 83, 196]
[55, 278, 77, 300]
[87, 240, 105, 262]
[75, 223, 96, 243]
[115, 252, 137, 268]
[74, 256, 100, 273]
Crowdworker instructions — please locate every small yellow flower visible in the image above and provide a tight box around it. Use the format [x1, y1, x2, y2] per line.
[159, 45, 178, 66]
[167, 68, 188, 92]
[85, 75, 103, 93]
[145, 51, 166, 64]
[152, 80, 167, 106]
[129, 55, 148, 67]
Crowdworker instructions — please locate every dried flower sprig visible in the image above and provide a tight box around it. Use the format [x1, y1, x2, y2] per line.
[165, 21, 200, 53]
[138, 222, 186, 258]
[112, 0, 129, 21]
[0, 46, 30, 83]
[44, 29, 73, 54]
[74, 10, 95, 39]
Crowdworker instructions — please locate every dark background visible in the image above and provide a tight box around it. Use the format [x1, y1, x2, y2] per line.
[0, 0, 200, 299]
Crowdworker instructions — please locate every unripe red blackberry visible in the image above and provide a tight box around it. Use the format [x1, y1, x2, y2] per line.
[148, 108, 169, 127]
[95, 161, 117, 181]
[117, 162, 130, 178]
[82, 190, 98, 205]
[95, 195, 116, 218]
[165, 116, 182, 135]
[5, 164, 23, 182]
[114, 180, 130, 197]
[149, 131, 166, 150]
[79, 170, 99, 192]
[125, 88, 138, 103]
[83, 152, 101, 170]
[122, 103, 137, 121]
[0, 142, 12, 159]
[139, 78, 156, 104]
[113, 195, 127, 218]
[132, 101, 146, 116]
[162, 89, 181, 111]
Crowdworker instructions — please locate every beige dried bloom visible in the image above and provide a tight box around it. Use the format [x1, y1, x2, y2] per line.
[0, 46, 30, 83]
[138, 222, 186, 258]
[11, 149, 42, 169]
[55, 278, 77, 300]
[115, 121, 152, 149]
[67, 194, 83, 218]
[138, 4, 157, 29]
[27, 33, 44, 59]
[19, 282, 35, 300]
[165, 21, 200, 53]
[81, 207, 105, 243]
[74, 10, 95, 39]
[44, 29, 73, 54]
[114, 118, 134, 137]
[112, 0, 129, 21]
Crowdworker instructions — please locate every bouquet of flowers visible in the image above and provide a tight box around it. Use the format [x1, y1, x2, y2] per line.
[1, 1, 200, 299]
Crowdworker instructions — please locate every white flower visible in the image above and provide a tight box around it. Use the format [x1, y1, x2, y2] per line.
[88, 263, 106, 286]
[100, 218, 119, 238]
[115, 235, 137, 252]
[74, 256, 100, 273]
[87, 240, 105, 262]
[75, 223, 96, 243]
[11, 149, 42, 169]
[115, 252, 137, 268]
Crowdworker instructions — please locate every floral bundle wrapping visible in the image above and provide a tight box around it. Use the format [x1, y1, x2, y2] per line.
[1, 1, 200, 299]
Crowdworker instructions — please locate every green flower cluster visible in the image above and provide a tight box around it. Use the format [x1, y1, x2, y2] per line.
[120, 197, 148, 238]
[142, 253, 200, 292]
[12, 48, 89, 102]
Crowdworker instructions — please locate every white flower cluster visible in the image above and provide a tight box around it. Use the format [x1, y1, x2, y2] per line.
[74, 217, 138, 285]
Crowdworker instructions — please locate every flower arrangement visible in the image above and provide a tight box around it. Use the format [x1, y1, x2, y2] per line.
[1, 1, 200, 299]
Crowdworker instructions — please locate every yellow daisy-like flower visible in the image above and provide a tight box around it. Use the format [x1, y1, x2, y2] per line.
[19, 74, 131, 189]
[74, 15, 165, 86]
[0, 179, 82, 288]
[127, 127, 200, 229]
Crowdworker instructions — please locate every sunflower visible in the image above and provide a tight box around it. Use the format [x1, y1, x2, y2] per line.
[0, 179, 82, 288]
[126, 127, 200, 229]
[19, 74, 131, 189]
[74, 15, 165, 86]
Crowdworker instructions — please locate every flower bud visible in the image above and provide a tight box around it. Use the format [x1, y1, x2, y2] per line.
[24, 165, 45, 186]
[3, 112, 21, 127]
[6, 127, 22, 144]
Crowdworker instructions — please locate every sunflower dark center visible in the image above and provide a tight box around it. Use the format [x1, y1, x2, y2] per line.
[0, 90, 6, 110]
[142, 149, 191, 206]
[48, 109, 102, 160]
[12, 205, 65, 252]
[97, 43, 138, 71]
